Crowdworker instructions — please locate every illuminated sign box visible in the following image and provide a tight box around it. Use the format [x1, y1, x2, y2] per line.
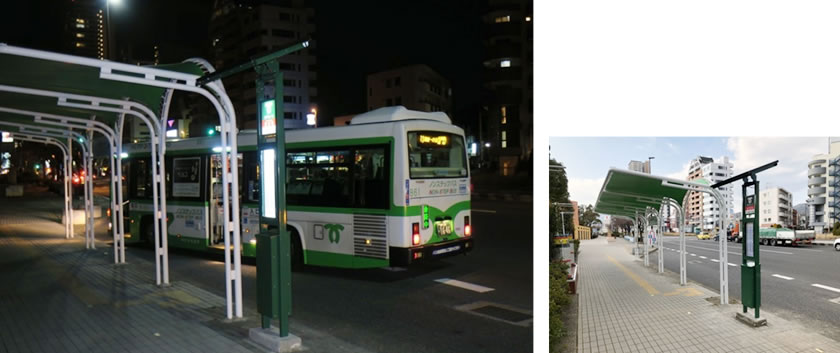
[1, 132, 12, 143]
[261, 100, 276, 136]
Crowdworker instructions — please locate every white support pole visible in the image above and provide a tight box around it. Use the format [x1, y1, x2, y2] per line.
[115, 116, 126, 264]
[86, 130, 95, 250]
[67, 137, 73, 239]
[642, 215, 650, 267]
[108, 139, 118, 264]
[711, 188, 730, 305]
[657, 205, 664, 274]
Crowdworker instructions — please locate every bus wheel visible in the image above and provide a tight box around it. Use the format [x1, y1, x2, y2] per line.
[290, 229, 303, 270]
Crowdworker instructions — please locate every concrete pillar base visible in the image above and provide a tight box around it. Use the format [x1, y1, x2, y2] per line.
[735, 312, 767, 327]
[248, 327, 302, 352]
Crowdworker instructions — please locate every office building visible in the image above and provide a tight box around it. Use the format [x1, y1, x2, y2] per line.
[481, 0, 533, 176]
[367, 65, 452, 116]
[686, 156, 734, 232]
[759, 187, 793, 228]
[209, 0, 317, 130]
[807, 140, 840, 234]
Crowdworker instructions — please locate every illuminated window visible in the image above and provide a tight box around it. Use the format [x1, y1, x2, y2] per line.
[526, 16, 532, 22]
[501, 106, 507, 124]
[501, 131, 507, 148]
[494, 15, 510, 23]
[500, 59, 511, 68]
[75, 42, 85, 48]
[76, 33, 85, 38]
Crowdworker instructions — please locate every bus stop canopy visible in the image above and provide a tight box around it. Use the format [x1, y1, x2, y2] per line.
[0, 48, 205, 118]
[594, 168, 689, 214]
[0, 43, 249, 319]
[593, 167, 732, 304]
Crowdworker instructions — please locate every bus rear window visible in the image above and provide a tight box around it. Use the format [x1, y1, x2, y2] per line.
[407, 131, 468, 179]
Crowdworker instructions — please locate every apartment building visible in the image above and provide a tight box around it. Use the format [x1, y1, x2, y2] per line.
[759, 187, 793, 228]
[808, 140, 840, 233]
[686, 156, 734, 232]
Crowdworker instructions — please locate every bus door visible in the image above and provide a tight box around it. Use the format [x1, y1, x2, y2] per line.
[209, 153, 244, 246]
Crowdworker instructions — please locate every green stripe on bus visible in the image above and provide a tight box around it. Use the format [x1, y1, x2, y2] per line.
[424, 200, 472, 244]
[304, 250, 389, 269]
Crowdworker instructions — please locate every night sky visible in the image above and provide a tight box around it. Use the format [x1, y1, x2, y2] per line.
[0, 0, 483, 130]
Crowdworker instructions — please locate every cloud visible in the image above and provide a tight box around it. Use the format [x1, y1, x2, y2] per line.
[726, 137, 827, 206]
[664, 161, 691, 180]
[568, 177, 605, 207]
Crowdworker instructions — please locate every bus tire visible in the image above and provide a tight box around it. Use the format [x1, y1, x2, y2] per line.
[290, 229, 303, 270]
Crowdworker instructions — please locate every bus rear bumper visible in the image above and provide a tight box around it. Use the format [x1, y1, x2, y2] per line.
[390, 238, 473, 266]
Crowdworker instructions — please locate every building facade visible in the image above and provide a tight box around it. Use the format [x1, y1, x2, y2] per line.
[366, 65, 451, 116]
[686, 156, 734, 232]
[807, 140, 840, 234]
[210, 0, 317, 130]
[759, 187, 793, 228]
[628, 160, 651, 174]
[481, 0, 533, 176]
[64, 0, 107, 59]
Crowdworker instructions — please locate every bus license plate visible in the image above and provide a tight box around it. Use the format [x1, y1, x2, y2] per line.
[432, 245, 460, 255]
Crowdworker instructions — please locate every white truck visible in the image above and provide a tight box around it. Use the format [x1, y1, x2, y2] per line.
[759, 227, 816, 246]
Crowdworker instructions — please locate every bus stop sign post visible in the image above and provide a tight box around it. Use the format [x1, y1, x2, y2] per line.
[235, 41, 307, 349]
[712, 160, 776, 327]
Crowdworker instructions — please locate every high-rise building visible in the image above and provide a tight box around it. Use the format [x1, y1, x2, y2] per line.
[686, 156, 734, 231]
[628, 160, 651, 174]
[807, 140, 840, 234]
[759, 187, 793, 228]
[209, 0, 317, 130]
[64, 0, 107, 59]
[480, 0, 533, 176]
[367, 65, 452, 116]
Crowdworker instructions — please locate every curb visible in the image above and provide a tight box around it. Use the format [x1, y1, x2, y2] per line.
[471, 192, 532, 202]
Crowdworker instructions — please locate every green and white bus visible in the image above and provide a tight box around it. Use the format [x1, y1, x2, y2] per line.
[122, 107, 472, 268]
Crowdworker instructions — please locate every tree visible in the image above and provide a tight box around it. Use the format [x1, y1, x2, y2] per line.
[579, 204, 600, 228]
[549, 159, 573, 236]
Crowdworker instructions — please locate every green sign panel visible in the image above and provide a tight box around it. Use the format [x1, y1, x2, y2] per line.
[261, 99, 276, 136]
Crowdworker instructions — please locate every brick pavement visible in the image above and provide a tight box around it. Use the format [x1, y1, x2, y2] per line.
[577, 237, 840, 353]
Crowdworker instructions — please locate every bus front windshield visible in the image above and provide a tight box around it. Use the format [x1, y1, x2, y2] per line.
[407, 131, 468, 179]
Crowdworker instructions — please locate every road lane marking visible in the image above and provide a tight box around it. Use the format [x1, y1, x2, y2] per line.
[699, 256, 707, 259]
[607, 256, 660, 295]
[472, 209, 497, 214]
[435, 279, 495, 293]
[727, 263, 737, 267]
[710, 259, 720, 263]
[690, 253, 696, 256]
[772, 274, 794, 280]
[812, 284, 840, 294]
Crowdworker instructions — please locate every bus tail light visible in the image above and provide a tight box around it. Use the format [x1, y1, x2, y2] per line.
[412, 222, 420, 245]
[464, 216, 471, 236]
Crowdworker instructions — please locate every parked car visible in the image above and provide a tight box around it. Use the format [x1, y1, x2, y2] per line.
[697, 233, 711, 240]
[834, 238, 840, 251]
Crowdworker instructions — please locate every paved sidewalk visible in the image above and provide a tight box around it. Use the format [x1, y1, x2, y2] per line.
[0, 193, 378, 353]
[577, 237, 840, 353]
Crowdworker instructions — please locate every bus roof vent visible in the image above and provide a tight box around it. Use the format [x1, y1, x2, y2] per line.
[350, 106, 451, 125]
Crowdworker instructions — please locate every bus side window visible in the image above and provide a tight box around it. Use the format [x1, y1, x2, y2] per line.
[354, 146, 388, 209]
